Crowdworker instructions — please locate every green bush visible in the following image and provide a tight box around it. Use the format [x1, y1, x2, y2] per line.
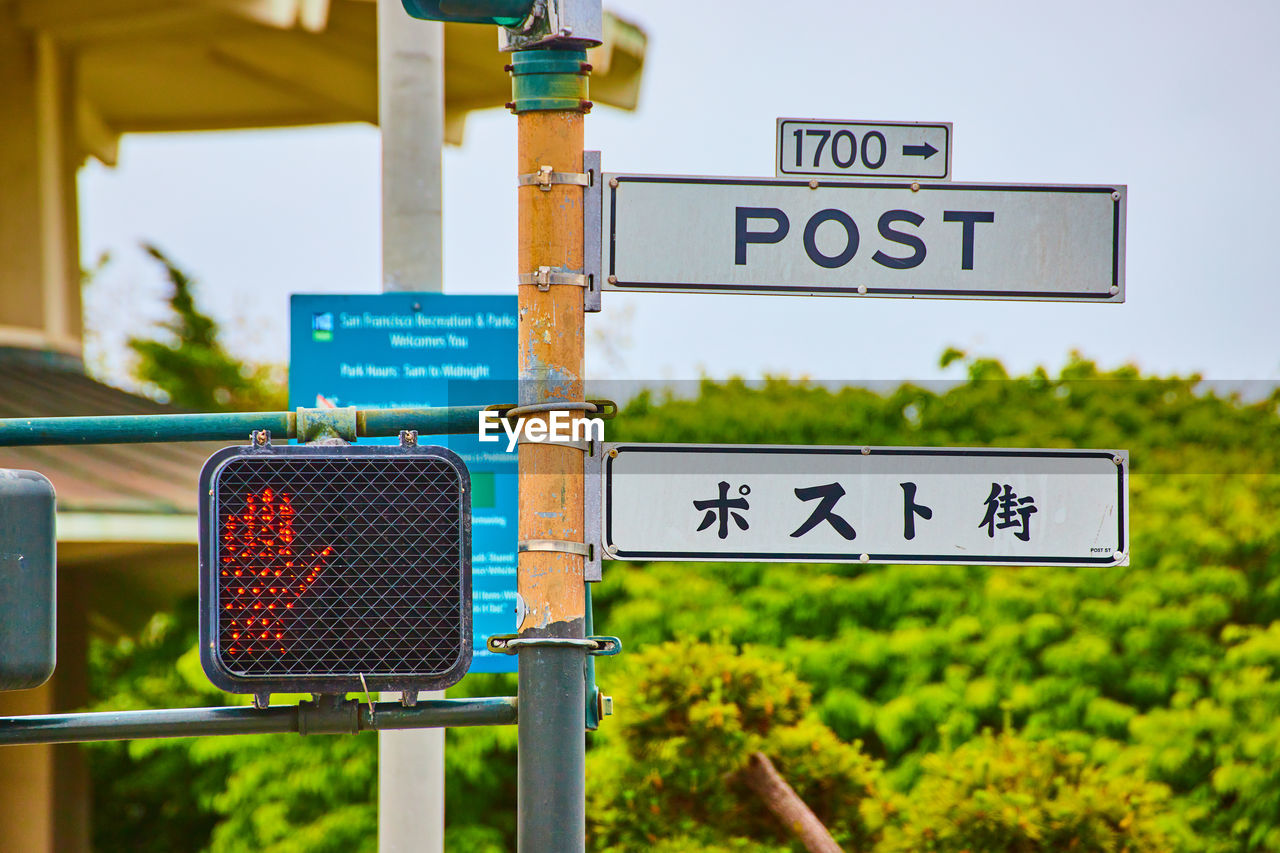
[873, 731, 1178, 852]
[87, 353, 1280, 851]
[588, 639, 884, 852]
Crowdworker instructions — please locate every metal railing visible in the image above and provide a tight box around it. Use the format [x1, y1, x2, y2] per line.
[0, 697, 518, 746]
[0, 404, 488, 446]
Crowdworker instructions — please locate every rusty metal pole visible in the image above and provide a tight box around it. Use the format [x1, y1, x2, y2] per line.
[511, 47, 591, 851]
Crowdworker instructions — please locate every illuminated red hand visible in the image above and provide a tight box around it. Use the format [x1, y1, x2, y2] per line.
[219, 488, 333, 659]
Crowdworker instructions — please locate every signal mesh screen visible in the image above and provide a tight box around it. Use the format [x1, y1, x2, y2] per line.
[212, 456, 466, 679]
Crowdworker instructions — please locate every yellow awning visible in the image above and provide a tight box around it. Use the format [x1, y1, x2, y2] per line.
[12, 0, 646, 164]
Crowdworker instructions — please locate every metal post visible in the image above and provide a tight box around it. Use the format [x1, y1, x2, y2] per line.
[377, 2, 447, 849]
[380, 1, 445, 293]
[512, 48, 591, 851]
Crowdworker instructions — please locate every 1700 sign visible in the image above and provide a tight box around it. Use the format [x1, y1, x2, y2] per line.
[776, 119, 952, 180]
[792, 127, 890, 170]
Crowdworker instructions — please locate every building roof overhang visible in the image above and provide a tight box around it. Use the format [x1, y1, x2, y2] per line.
[10, 0, 646, 164]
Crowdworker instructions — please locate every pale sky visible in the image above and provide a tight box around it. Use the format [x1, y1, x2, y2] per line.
[79, 0, 1280, 390]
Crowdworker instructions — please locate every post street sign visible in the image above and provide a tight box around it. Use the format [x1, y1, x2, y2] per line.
[777, 118, 952, 180]
[600, 444, 1128, 566]
[601, 174, 1125, 301]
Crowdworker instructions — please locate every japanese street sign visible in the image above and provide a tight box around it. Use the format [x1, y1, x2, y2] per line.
[600, 444, 1128, 566]
[777, 119, 952, 180]
[601, 174, 1125, 301]
[290, 293, 518, 674]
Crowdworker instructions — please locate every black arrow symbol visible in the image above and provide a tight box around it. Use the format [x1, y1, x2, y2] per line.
[902, 142, 939, 159]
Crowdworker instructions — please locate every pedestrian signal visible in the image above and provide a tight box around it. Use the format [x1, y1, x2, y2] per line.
[198, 444, 472, 695]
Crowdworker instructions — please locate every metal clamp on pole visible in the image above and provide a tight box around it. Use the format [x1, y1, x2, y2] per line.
[487, 634, 622, 656]
[298, 695, 360, 736]
[518, 266, 589, 292]
[507, 401, 597, 418]
[506, 50, 592, 114]
[296, 406, 358, 443]
[519, 538, 592, 558]
[518, 164, 592, 191]
[488, 399, 616, 421]
[583, 150, 603, 312]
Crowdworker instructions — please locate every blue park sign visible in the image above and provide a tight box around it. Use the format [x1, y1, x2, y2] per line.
[290, 293, 518, 674]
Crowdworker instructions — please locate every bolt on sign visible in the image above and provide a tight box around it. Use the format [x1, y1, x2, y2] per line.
[198, 444, 473, 695]
[601, 174, 1125, 301]
[600, 444, 1128, 566]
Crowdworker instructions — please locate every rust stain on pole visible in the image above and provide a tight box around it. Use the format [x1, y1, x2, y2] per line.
[517, 110, 585, 635]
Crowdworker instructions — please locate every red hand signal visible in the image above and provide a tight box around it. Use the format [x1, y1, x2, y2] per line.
[219, 488, 333, 659]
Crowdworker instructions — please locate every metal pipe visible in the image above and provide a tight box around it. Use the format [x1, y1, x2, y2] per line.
[0, 411, 294, 446]
[0, 704, 299, 745]
[359, 405, 485, 439]
[0, 405, 490, 447]
[0, 697, 517, 746]
[369, 697, 517, 731]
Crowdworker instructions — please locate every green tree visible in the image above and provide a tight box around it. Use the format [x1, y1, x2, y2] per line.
[128, 244, 286, 411]
[88, 603, 229, 853]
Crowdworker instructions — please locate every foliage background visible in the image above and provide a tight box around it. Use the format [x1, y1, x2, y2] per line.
[84, 259, 1280, 850]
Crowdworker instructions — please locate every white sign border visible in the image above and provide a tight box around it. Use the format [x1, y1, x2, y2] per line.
[600, 443, 1129, 566]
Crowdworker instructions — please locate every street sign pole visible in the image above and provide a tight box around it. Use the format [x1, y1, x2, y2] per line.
[512, 47, 592, 851]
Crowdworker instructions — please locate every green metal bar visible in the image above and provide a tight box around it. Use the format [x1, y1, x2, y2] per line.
[0, 697, 517, 746]
[0, 412, 293, 446]
[359, 405, 488, 439]
[0, 405, 491, 447]
[369, 697, 517, 731]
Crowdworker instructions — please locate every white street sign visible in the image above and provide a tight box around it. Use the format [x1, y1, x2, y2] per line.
[601, 174, 1125, 301]
[777, 119, 952, 180]
[600, 444, 1128, 566]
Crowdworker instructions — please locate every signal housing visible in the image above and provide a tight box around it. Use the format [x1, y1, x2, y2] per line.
[198, 443, 472, 695]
